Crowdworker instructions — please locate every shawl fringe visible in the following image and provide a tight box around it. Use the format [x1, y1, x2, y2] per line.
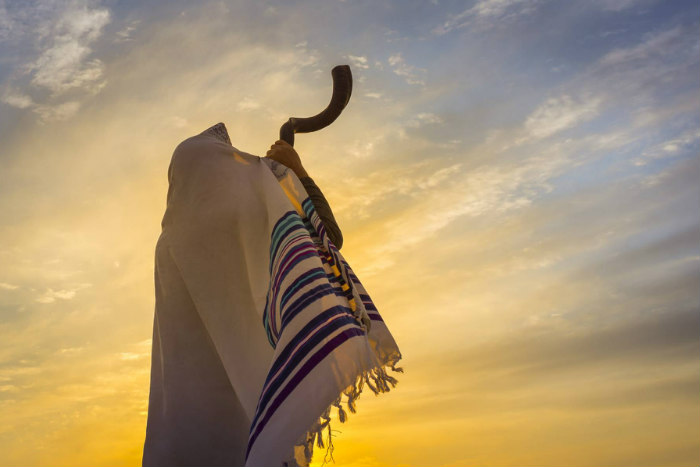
[289, 358, 404, 467]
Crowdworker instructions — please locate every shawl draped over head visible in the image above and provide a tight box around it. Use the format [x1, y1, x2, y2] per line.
[142, 123, 403, 467]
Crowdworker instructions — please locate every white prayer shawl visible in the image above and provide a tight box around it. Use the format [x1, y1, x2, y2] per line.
[143, 124, 403, 467]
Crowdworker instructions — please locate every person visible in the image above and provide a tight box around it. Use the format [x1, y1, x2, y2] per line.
[142, 123, 344, 466]
[143, 122, 401, 467]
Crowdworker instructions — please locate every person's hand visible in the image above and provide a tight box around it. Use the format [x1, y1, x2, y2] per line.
[265, 140, 308, 178]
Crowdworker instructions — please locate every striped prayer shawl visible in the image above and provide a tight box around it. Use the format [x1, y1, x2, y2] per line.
[245, 158, 404, 466]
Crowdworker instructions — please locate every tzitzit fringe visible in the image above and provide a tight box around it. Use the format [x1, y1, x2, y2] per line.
[289, 359, 404, 467]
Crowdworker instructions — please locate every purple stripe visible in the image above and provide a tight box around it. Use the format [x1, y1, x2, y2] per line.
[268, 237, 310, 336]
[362, 301, 378, 312]
[273, 244, 317, 291]
[273, 233, 306, 275]
[268, 244, 318, 336]
[258, 312, 348, 409]
[306, 208, 327, 244]
[273, 241, 312, 288]
[270, 216, 305, 272]
[245, 326, 365, 460]
[270, 243, 316, 333]
[250, 307, 357, 433]
[280, 283, 337, 330]
[367, 312, 383, 322]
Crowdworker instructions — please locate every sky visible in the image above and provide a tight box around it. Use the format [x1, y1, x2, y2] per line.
[0, 0, 698, 466]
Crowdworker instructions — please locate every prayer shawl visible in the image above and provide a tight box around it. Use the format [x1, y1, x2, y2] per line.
[143, 123, 403, 467]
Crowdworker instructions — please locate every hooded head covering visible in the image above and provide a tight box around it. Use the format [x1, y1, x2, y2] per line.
[143, 123, 403, 467]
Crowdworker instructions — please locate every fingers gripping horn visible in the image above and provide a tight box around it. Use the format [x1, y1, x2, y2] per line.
[279, 65, 353, 147]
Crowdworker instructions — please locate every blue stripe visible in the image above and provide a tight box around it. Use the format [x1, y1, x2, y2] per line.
[262, 292, 275, 347]
[266, 244, 317, 345]
[280, 268, 327, 309]
[249, 307, 359, 433]
[281, 283, 338, 331]
[270, 211, 298, 253]
[272, 245, 317, 293]
[359, 293, 378, 312]
[246, 326, 365, 460]
[270, 218, 306, 272]
[302, 197, 313, 213]
[258, 305, 352, 393]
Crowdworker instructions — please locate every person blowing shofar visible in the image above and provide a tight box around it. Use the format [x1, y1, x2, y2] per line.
[142, 66, 402, 467]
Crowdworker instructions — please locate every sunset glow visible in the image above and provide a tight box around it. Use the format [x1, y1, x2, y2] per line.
[1, 1, 698, 466]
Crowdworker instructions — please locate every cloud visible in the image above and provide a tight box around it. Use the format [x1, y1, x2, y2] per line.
[35, 283, 92, 304]
[29, 13, 110, 95]
[114, 19, 140, 42]
[585, 25, 699, 109]
[635, 128, 700, 165]
[0, 88, 34, 108]
[469, 0, 537, 19]
[167, 115, 188, 129]
[332, 144, 567, 270]
[523, 94, 602, 140]
[432, 0, 540, 34]
[599, 27, 684, 67]
[33, 100, 82, 123]
[118, 352, 147, 361]
[0, 282, 19, 290]
[387, 53, 426, 86]
[237, 96, 261, 111]
[435, 307, 699, 383]
[0, 1, 15, 41]
[347, 54, 370, 69]
[0, 0, 111, 122]
[595, 0, 644, 11]
[405, 112, 444, 128]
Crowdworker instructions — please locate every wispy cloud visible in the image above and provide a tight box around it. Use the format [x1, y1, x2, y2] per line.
[114, 19, 140, 43]
[595, 0, 647, 12]
[405, 112, 444, 128]
[0, 0, 111, 122]
[523, 94, 602, 140]
[635, 128, 700, 166]
[387, 53, 426, 85]
[35, 283, 92, 304]
[0, 88, 33, 109]
[236, 96, 261, 111]
[599, 26, 684, 67]
[432, 0, 540, 34]
[347, 54, 370, 69]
